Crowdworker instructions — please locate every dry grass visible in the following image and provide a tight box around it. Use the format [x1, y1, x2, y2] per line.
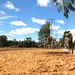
[0, 48, 75, 75]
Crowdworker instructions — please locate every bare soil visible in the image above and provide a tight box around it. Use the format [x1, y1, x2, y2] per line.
[0, 48, 75, 75]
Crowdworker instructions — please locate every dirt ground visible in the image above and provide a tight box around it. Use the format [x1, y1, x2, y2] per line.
[0, 48, 75, 75]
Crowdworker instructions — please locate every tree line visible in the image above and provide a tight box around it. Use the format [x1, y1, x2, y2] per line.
[0, 22, 75, 48]
[0, 35, 38, 48]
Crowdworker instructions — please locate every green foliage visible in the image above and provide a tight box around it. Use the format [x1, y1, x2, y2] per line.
[0, 35, 38, 48]
[38, 22, 52, 43]
[57, 4, 62, 12]
[53, 0, 57, 2]
[0, 35, 8, 47]
[53, 0, 75, 18]
[71, 0, 75, 4]
[64, 6, 69, 18]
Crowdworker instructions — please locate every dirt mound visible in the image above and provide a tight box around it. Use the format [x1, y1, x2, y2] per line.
[0, 48, 75, 75]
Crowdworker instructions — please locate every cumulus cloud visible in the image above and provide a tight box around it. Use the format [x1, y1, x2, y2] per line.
[56, 29, 75, 36]
[31, 17, 46, 25]
[56, 20, 65, 24]
[5, 1, 20, 11]
[0, 16, 16, 20]
[51, 24, 60, 30]
[53, 29, 75, 41]
[54, 30, 64, 35]
[37, 0, 51, 7]
[0, 10, 6, 15]
[67, 29, 75, 41]
[10, 21, 27, 26]
[5, 27, 39, 36]
[53, 30, 65, 40]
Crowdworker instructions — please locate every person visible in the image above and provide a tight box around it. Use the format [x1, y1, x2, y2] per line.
[67, 31, 73, 49]
[64, 33, 69, 49]
[46, 35, 52, 48]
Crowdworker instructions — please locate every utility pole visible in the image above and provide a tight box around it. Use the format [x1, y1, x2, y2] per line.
[48, 18, 56, 36]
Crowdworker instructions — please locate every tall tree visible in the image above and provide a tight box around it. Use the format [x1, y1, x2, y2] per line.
[25, 37, 32, 47]
[53, 0, 75, 18]
[38, 22, 52, 43]
[0, 35, 8, 47]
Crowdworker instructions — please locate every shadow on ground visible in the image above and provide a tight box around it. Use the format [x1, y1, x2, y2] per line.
[43, 51, 70, 56]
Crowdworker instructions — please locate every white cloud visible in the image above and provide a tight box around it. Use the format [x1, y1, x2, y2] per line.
[55, 0, 62, 3]
[0, 10, 6, 15]
[5, 27, 39, 36]
[53, 30, 65, 40]
[5, 1, 20, 11]
[56, 29, 75, 38]
[53, 29, 75, 41]
[13, 38, 25, 41]
[31, 17, 46, 25]
[51, 24, 60, 30]
[56, 20, 65, 24]
[10, 21, 27, 26]
[54, 30, 64, 35]
[54, 0, 63, 5]
[67, 29, 75, 41]
[37, 0, 51, 7]
[0, 16, 16, 20]
[0, 30, 4, 35]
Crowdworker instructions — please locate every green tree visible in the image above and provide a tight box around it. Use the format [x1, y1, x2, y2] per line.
[7, 40, 14, 46]
[53, 0, 75, 18]
[26, 37, 32, 47]
[38, 22, 52, 44]
[0, 35, 8, 47]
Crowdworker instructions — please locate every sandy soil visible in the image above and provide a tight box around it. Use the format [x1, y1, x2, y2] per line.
[0, 48, 75, 75]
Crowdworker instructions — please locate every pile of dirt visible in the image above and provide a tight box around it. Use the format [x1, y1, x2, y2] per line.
[0, 48, 75, 75]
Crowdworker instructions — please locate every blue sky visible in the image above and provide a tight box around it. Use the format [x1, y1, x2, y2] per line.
[0, 0, 75, 42]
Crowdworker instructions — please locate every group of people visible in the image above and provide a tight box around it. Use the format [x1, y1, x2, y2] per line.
[45, 35, 60, 49]
[45, 31, 73, 49]
[64, 31, 73, 49]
